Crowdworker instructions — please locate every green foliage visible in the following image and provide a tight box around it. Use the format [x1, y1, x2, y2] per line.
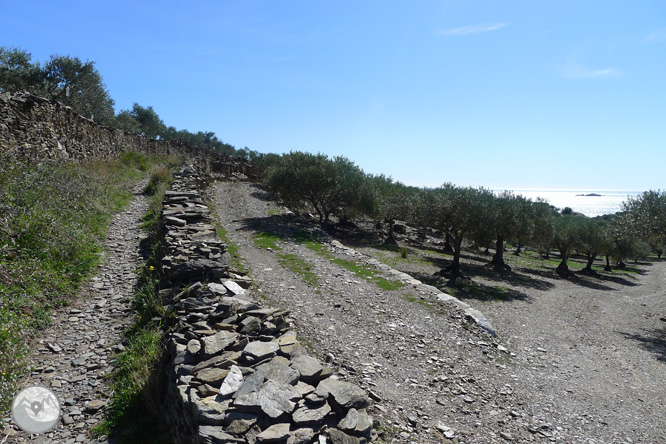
[575, 217, 607, 272]
[331, 257, 404, 290]
[119, 104, 166, 140]
[120, 150, 150, 171]
[0, 47, 115, 124]
[368, 174, 418, 242]
[0, 47, 41, 92]
[143, 165, 173, 196]
[621, 190, 666, 255]
[423, 184, 492, 276]
[41, 54, 116, 124]
[552, 214, 585, 274]
[400, 247, 409, 259]
[91, 326, 165, 444]
[263, 151, 372, 225]
[0, 45, 250, 158]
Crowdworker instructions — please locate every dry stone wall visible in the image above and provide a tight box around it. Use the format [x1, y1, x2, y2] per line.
[159, 165, 375, 444]
[0, 91, 252, 178]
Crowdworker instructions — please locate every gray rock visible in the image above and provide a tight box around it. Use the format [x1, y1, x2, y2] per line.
[240, 316, 262, 334]
[222, 280, 246, 295]
[85, 400, 105, 413]
[224, 412, 258, 435]
[221, 296, 259, 313]
[256, 423, 291, 442]
[202, 330, 238, 356]
[234, 369, 266, 399]
[192, 350, 242, 373]
[328, 429, 361, 444]
[257, 360, 300, 386]
[195, 367, 230, 386]
[234, 380, 301, 418]
[187, 339, 202, 355]
[199, 425, 245, 444]
[288, 428, 316, 444]
[293, 401, 331, 426]
[165, 216, 186, 226]
[207, 282, 229, 296]
[339, 408, 372, 435]
[290, 354, 324, 383]
[243, 341, 279, 363]
[315, 378, 369, 409]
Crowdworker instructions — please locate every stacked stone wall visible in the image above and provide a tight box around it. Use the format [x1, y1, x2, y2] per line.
[158, 165, 374, 444]
[0, 91, 252, 177]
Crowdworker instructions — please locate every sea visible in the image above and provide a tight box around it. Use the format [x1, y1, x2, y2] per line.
[502, 190, 642, 218]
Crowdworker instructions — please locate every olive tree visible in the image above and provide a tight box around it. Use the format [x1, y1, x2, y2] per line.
[486, 191, 532, 271]
[575, 217, 607, 274]
[263, 152, 370, 226]
[40, 55, 115, 125]
[621, 190, 666, 258]
[430, 184, 490, 278]
[552, 214, 584, 275]
[0, 47, 41, 92]
[368, 175, 415, 244]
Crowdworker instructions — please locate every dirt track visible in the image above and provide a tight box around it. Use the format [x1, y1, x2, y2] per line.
[209, 181, 666, 444]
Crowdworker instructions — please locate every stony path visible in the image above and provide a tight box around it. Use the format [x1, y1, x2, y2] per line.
[5, 180, 151, 444]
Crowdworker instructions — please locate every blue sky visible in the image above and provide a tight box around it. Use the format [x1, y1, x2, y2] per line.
[2, 1, 665, 191]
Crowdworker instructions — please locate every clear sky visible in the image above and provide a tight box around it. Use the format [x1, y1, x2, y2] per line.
[2, 1, 665, 191]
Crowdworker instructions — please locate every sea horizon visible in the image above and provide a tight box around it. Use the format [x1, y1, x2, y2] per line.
[494, 189, 642, 218]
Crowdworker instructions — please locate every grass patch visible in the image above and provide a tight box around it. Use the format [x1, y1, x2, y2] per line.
[295, 230, 404, 291]
[252, 231, 282, 250]
[400, 247, 409, 259]
[277, 253, 320, 286]
[0, 150, 176, 415]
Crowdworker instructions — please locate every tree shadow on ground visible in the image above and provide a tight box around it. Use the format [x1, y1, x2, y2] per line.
[414, 254, 554, 292]
[409, 270, 532, 303]
[235, 214, 309, 240]
[248, 183, 275, 202]
[519, 267, 622, 291]
[618, 326, 666, 363]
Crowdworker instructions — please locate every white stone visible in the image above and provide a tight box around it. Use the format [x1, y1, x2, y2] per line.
[219, 365, 244, 398]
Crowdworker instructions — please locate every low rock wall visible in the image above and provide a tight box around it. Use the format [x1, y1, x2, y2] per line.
[0, 91, 252, 177]
[158, 165, 374, 444]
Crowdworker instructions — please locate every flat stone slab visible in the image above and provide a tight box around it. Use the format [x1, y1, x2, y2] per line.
[315, 378, 369, 409]
[293, 401, 331, 426]
[256, 423, 291, 442]
[257, 360, 300, 386]
[243, 341, 279, 363]
[202, 330, 238, 356]
[234, 380, 301, 418]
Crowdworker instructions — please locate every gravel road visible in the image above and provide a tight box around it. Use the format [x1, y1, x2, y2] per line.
[209, 181, 666, 444]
